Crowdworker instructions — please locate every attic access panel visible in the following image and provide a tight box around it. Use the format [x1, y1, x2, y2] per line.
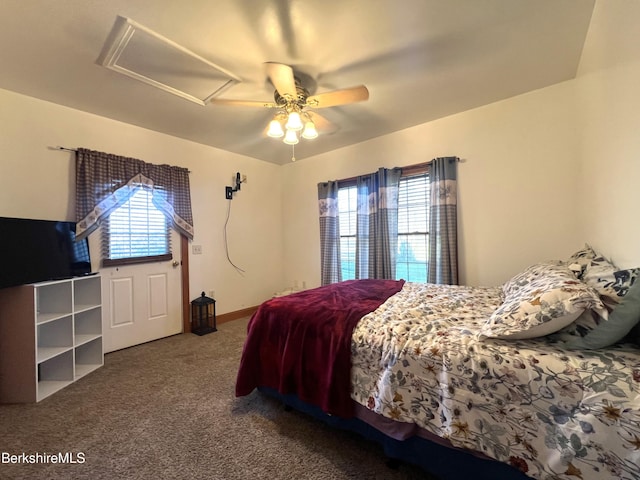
[98, 16, 240, 105]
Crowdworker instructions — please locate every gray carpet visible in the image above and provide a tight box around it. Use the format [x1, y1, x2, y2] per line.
[0, 317, 435, 480]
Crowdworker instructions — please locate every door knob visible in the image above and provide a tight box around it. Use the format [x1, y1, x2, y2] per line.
[172, 260, 180, 268]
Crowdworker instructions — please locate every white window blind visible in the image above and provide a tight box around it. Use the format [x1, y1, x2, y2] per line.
[397, 174, 429, 282]
[338, 185, 357, 280]
[102, 188, 171, 265]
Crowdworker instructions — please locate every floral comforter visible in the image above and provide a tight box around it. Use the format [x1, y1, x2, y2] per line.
[350, 282, 640, 480]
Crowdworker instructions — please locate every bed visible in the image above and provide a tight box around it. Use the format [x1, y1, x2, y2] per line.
[236, 246, 640, 480]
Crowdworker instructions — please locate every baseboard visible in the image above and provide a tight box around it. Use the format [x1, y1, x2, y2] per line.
[217, 305, 259, 325]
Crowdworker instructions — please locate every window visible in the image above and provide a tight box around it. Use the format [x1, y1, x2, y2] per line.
[102, 187, 172, 266]
[338, 186, 357, 280]
[338, 173, 429, 281]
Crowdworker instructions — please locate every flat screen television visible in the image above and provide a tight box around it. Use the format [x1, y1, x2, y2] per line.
[0, 216, 92, 290]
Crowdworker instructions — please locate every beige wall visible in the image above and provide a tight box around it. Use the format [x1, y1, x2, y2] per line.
[0, 89, 284, 314]
[575, 0, 640, 268]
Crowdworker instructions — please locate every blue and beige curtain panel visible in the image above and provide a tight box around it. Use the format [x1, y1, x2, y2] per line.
[75, 148, 194, 240]
[318, 180, 341, 286]
[428, 156, 458, 285]
[356, 168, 401, 280]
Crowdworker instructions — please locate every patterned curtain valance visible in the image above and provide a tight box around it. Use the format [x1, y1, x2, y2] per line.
[75, 148, 194, 240]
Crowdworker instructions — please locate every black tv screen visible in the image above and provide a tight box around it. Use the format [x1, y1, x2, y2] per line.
[0, 216, 92, 290]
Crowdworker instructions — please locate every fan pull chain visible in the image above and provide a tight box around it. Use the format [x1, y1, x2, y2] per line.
[291, 144, 296, 162]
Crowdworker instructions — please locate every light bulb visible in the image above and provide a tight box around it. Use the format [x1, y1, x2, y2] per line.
[283, 129, 299, 145]
[267, 119, 284, 138]
[301, 121, 318, 139]
[285, 111, 303, 131]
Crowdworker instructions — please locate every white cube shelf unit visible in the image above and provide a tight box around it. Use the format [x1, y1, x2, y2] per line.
[0, 275, 103, 403]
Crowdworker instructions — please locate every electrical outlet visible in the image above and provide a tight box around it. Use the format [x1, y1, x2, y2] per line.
[225, 186, 233, 200]
[192, 244, 202, 255]
[208, 290, 215, 299]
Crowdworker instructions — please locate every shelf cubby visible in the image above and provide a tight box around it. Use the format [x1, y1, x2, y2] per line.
[37, 315, 73, 363]
[74, 306, 102, 347]
[74, 275, 101, 312]
[37, 349, 74, 401]
[75, 337, 103, 379]
[36, 281, 73, 324]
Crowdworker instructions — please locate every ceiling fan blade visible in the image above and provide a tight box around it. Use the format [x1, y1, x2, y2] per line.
[209, 98, 277, 108]
[265, 62, 297, 99]
[307, 85, 369, 108]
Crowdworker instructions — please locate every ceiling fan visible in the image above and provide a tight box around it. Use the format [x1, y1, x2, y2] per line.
[210, 62, 369, 147]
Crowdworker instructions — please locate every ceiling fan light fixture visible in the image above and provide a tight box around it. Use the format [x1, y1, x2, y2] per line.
[267, 119, 284, 138]
[217, 63, 368, 153]
[301, 121, 318, 140]
[283, 129, 299, 145]
[285, 111, 303, 131]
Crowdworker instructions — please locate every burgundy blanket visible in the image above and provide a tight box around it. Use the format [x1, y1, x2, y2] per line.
[235, 279, 405, 418]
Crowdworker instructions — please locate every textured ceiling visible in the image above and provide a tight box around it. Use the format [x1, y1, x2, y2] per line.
[0, 0, 595, 164]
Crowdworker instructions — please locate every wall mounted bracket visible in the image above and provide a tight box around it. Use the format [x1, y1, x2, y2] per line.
[225, 172, 246, 200]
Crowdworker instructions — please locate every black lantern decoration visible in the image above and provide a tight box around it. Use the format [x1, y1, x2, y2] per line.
[191, 292, 217, 336]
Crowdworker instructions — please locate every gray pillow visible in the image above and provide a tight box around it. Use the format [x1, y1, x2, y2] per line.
[565, 279, 640, 349]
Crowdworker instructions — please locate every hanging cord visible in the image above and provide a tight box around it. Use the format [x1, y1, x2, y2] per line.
[223, 198, 245, 275]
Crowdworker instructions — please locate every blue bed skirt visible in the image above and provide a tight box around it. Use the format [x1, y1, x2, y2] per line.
[259, 387, 532, 480]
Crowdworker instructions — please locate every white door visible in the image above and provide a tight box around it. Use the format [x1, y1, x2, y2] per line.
[99, 229, 182, 353]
